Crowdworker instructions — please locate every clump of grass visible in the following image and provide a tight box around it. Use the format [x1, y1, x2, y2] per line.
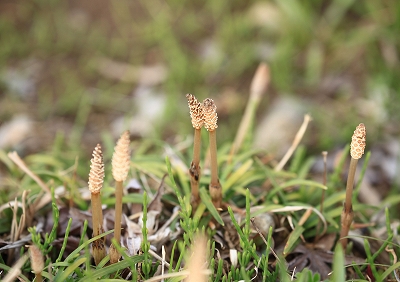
[203, 98, 222, 209]
[340, 123, 366, 250]
[186, 94, 204, 208]
[110, 130, 131, 264]
[88, 144, 106, 265]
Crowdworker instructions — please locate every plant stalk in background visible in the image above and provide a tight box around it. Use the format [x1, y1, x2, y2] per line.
[203, 98, 222, 209]
[88, 144, 106, 265]
[315, 151, 328, 242]
[186, 94, 204, 208]
[340, 123, 366, 250]
[186, 235, 208, 282]
[229, 63, 270, 161]
[110, 130, 131, 264]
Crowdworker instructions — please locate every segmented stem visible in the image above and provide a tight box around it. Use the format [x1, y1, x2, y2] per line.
[89, 144, 106, 265]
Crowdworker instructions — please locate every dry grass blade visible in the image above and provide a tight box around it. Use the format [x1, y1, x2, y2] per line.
[7, 151, 51, 194]
[8, 191, 28, 265]
[230, 63, 270, 160]
[7, 151, 57, 209]
[2, 253, 28, 282]
[275, 114, 312, 171]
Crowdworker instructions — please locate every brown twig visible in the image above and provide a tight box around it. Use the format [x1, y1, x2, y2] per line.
[110, 131, 131, 264]
[340, 123, 366, 250]
[88, 144, 106, 265]
[203, 98, 222, 209]
[250, 217, 280, 261]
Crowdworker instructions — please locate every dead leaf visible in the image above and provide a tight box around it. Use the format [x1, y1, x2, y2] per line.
[123, 214, 142, 237]
[287, 243, 333, 279]
[285, 234, 364, 280]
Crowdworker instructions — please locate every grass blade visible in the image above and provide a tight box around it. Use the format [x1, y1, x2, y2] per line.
[199, 187, 224, 226]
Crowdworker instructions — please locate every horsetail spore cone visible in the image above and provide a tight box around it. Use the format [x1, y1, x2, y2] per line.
[110, 130, 131, 264]
[340, 123, 366, 249]
[89, 144, 106, 265]
[203, 98, 222, 209]
[350, 123, 366, 160]
[186, 94, 204, 207]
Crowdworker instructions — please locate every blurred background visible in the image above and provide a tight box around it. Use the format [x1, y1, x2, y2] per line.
[0, 0, 399, 158]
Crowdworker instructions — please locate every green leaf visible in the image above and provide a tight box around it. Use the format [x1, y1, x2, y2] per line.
[380, 261, 400, 280]
[80, 256, 144, 281]
[268, 179, 327, 199]
[61, 229, 114, 265]
[331, 244, 345, 281]
[284, 179, 328, 190]
[283, 225, 304, 256]
[54, 257, 86, 280]
[223, 159, 253, 192]
[199, 187, 224, 226]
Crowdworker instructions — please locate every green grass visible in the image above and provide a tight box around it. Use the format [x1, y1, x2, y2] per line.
[0, 120, 399, 281]
[0, 0, 400, 281]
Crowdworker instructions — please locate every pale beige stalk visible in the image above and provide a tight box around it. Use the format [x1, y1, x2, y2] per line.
[186, 235, 208, 282]
[29, 245, 44, 282]
[89, 144, 106, 265]
[275, 114, 311, 171]
[230, 63, 270, 160]
[110, 130, 131, 264]
[203, 98, 222, 209]
[340, 123, 366, 249]
[186, 94, 204, 207]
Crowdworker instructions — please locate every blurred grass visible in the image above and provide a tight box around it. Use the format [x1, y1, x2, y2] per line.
[0, 0, 399, 153]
